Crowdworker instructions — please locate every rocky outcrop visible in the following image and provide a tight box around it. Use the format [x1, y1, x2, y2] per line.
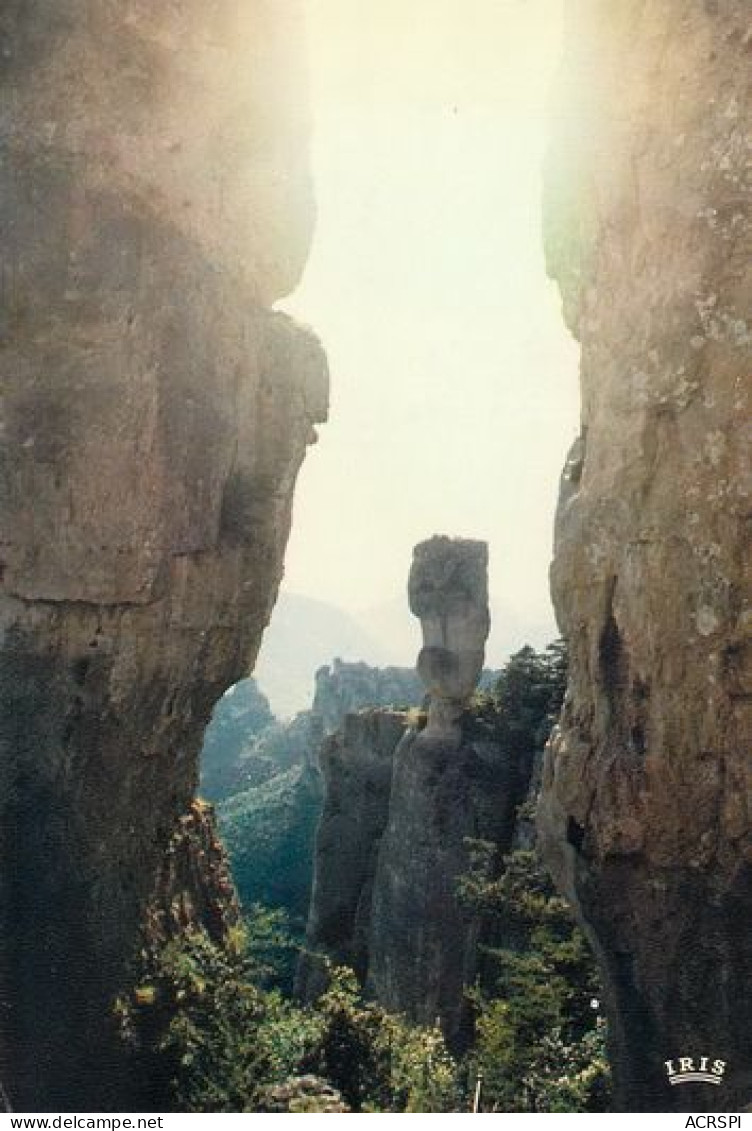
[312, 659, 424, 735]
[216, 733, 324, 932]
[296, 710, 408, 1001]
[410, 537, 490, 741]
[0, 0, 326, 1111]
[256, 1076, 350, 1113]
[539, 1, 752, 1112]
[366, 539, 508, 1044]
[299, 539, 530, 1044]
[144, 800, 240, 950]
[200, 663, 424, 933]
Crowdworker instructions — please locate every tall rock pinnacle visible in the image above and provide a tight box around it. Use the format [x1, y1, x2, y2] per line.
[300, 534, 523, 1048]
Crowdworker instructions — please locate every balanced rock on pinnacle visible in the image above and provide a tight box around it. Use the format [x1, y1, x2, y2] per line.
[298, 533, 542, 1045]
[408, 536, 490, 741]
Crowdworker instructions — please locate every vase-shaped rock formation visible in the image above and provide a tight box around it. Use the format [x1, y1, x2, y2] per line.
[0, 0, 326, 1111]
[409, 536, 490, 742]
[538, 0, 752, 1112]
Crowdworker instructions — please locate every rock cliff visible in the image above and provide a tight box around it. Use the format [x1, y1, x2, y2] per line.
[365, 712, 521, 1045]
[0, 0, 326, 1111]
[200, 680, 277, 802]
[200, 663, 424, 935]
[365, 537, 501, 1041]
[539, 0, 752, 1112]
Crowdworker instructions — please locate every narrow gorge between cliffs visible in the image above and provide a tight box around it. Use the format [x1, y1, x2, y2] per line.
[2, 0, 750, 1117]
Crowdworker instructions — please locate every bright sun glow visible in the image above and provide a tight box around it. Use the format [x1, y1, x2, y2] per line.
[278, 0, 579, 664]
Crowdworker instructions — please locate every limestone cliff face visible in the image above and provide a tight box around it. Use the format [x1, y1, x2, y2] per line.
[0, 0, 327, 1111]
[296, 710, 407, 1001]
[200, 664, 422, 935]
[539, 0, 752, 1112]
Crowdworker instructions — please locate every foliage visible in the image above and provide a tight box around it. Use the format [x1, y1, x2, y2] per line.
[117, 929, 461, 1113]
[461, 841, 611, 1112]
[256, 1075, 350, 1112]
[306, 965, 460, 1112]
[218, 762, 322, 961]
[116, 922, 319, 1112]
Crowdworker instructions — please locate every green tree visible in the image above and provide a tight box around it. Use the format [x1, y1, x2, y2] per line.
[116, 923, 319, 1112]
[117, 929, 462, 1113]
[493, 640, 567, 754]
[307, 965, 461, 1112]
[461, 843, 610, 1112]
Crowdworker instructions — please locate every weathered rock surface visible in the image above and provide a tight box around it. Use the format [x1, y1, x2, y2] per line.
[0, 0, 326, 1111]
[366, 716, 521, 1045]
[144, 799, 240, 950]
[312, 659, 425, 735]
[409, 537, 490, 741]
[539, 0, 752, 1112]
[296, 710, 408, 1001]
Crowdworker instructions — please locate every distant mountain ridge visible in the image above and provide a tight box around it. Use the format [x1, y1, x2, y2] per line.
[254, 591, 388, 718]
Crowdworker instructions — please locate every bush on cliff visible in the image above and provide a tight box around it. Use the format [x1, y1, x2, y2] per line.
[460, 841, 611, 1112]
[116, 918, 317, 1112]
[117, 927, 461, 1113]
[304, 964, 460, 1112]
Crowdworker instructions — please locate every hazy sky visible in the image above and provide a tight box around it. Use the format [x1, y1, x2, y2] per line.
[278, 0, 580, 664]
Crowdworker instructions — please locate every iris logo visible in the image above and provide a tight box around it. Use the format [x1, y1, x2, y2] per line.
[665, 1057, 726, 1086]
